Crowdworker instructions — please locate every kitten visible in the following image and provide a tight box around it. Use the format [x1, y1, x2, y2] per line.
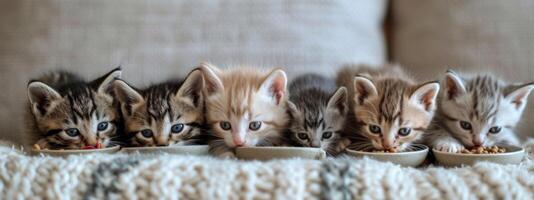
[286, 74, 350, 156]
[337, 64, 440, 152]
[27, 68, 122, 149]
[198, 63, 289, 158]
[113, 69, 205, 147]
[426, 70, 533, 152]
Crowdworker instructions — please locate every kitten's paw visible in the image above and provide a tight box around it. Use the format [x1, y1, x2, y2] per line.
[434, 141, 465, 153]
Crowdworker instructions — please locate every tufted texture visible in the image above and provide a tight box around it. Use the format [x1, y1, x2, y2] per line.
[1, 140, 534, 199]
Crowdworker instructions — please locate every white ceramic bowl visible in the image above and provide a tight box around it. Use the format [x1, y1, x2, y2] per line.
[30, 145, 120, 157]
[235, 146, 326, 161]
[345, 144, 429, 167]
[432, 146, 525, 167]
[120, 145, 210, 155]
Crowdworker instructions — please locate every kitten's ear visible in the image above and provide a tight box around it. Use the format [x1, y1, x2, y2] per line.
[28, 81, 62, 117]
[286, 101, 299, 119]
[175, 70, 204, 108]
[197, 62, 224, 95]
[353, 76, 378, 105]
[259, 69, 287, 105]
[443, 70, 466, 100]
[505, 83, 534, 111]
[410, 82, 440, 112]
[327, 87, 348, 115]
[91, 67, 122, 95]
[113, 79, 144, 116]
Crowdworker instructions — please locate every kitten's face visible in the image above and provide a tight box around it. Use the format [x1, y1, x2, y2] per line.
[288, 87, 348, 154]
[200, 64, 289, 148]
[439, 72, 533, 148]
[114, 70, 204, 147]
[28, 69, 121, 149]
[352, 76, 440, 151]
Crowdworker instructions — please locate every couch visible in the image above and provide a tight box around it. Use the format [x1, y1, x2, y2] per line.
[1, 0, 534, 199]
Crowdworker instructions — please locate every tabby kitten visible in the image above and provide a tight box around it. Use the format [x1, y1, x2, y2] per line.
[198, 63, 289, 158]
[27, 68, 122, 149]
[427, 70, 533, 152]
[113, 69, 204, 147]
[337, 64, 440, 152]
[286, 74, 350, 156]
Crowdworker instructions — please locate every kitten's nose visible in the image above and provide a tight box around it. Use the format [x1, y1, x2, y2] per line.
[472, 140, 483, 147]
[234, 138, 245, 146]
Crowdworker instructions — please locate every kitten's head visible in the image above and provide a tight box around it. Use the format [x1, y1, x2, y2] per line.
[438, 70, 533, 147]
[198, 63, 289, 148]
[114, 70, 204, 147]
[28, 68, 121, 149]
[287, 87, 348, 154]
[352, 76, 440, 151]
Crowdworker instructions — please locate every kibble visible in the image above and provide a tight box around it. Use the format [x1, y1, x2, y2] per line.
[460, 146, 506, 154]
[370, 149, 397, 153]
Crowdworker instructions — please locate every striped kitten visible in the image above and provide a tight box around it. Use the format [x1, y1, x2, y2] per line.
[337, 64, 440, 152]
[113, 70, 204, 147]
[27, 68, 122, 149]
[427, 70, 533, 152]
[198, 63, 289, 158]
[286, 74, 350, 156]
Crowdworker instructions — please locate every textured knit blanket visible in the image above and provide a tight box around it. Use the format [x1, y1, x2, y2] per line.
[1, 140, 534, 200]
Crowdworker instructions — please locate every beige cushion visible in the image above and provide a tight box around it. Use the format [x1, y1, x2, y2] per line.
[0, 0, 387, 143]
[391, 0, 534, 137]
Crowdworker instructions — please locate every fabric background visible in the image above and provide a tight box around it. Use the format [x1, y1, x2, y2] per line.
[390, 0, 534, 137]
[0, 0, 387, 143]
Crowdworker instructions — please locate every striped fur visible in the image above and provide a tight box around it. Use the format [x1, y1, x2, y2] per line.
[286, 74, 350, 156]
[113, 70, 204, 147]
[27, 68, 122, 149]
[426, 70, 534, 152]
[337, 64, 440, 152]
[198, 63, 289, 158]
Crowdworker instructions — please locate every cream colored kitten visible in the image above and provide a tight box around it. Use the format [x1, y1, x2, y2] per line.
[426, 70, 533, 152]
[337, 64, 440, 152]
[198, 63, 289, 158]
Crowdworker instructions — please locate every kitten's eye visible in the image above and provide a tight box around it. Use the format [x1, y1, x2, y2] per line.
[297, 133, 309, 140]
[368, 125, 381, 134]
[322, 132, 333, 139]
[398, 128, 411, 136]
[141, 129, 153, 138]
[65, 128, 80, 137]
[171, 124, 184, 133]
[489, 126, 502, 134]
[97, 122, 109, 131]
[220, 121, 232, 131]
[249, 121, 262, 131]
[460, 121, 472, 130]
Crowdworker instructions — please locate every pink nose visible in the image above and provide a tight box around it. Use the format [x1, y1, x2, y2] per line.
[234, 139, 245, 146]
[473, 140, 482, 147]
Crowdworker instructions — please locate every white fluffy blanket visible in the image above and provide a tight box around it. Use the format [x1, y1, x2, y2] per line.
[1, 141, 534, 200]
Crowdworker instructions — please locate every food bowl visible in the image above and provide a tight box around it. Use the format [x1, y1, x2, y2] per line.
[120, 145, 210, 155]
[30, 145, 120, 157]
[235, 146, 326, 161]
[345, 144, 429, 167]
[432, 146, 525, 167]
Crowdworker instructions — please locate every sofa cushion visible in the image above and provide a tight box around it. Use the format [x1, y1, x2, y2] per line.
[0, 0, 387, 143]
[391, 0, 534, 137]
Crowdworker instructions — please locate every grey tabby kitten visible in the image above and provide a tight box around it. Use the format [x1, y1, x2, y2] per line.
[427, 70, 534, 152]
[286, 74, 349, 156]
[113, 69, 205, 147]
[27, 68, 122, 149]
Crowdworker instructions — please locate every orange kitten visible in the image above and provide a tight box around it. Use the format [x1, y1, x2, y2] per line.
[198, 63, 290, 158]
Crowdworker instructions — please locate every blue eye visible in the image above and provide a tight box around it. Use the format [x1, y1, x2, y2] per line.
[322, 132, 333, 139]
[460, 121, 472, 130]
[297, 133, 309, 140]
[171, 124, 184, 133]
[220, 121, 232, 131]
[369, 125, 381, 134]
[97, 122, 109, 131]
[249, 121, 262, 131]
[398, 128, 411, 136]
[141, 129, 153, 138]
[489, 126, 502, 134]
[65, 128, 80, 137]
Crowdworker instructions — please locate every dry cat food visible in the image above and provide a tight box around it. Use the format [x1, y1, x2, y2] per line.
[33, 143, 102, 151]
[370, 149, 397, 153]
[460, 146, 506, 154]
